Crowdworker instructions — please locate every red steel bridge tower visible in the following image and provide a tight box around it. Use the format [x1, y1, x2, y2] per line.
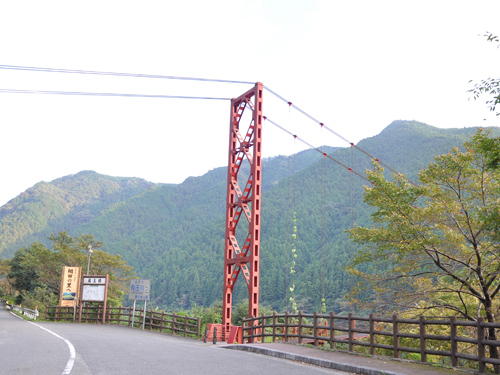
[223, 82, 263, 334]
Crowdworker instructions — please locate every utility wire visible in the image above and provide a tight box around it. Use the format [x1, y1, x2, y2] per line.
[264, 117, 370, 183]
[264, 86, 351, 144]
[1, 64, 415, 185]
[264, 86, 416, 185]
[0, 64, 255, 85]
[0, 88, 231, 101]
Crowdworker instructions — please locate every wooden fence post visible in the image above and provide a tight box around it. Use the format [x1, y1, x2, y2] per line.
[261, 313, 265, 343]
[160, 311, 165, 333]
[314, 311, 319, 346]
[450, 316, 457, 367]
[477, 317, 486, 373]
[420, 316, 427, 363]
[369, 313, 375, 355]
[272, 312, 277, 343]
[173, 313, 177, 336]
[348, 312, 354, 352]
[298, 311, 303, 344]
[285, 312, 289, 343]
[204, 326, 209, 343]
[248, 316, 254, 343]
[393, 314, 400, 359]
[330, 311, 335, 350]
[197, 317, 201, 339]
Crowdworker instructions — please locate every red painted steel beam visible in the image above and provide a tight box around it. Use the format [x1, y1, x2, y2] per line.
[223, 83, 263, 338]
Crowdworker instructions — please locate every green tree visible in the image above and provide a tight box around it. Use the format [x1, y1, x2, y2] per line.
[0, 258, 11, 296]
[231, 300, 273, 326]
[348, 131, 500, 362]
[474, 130, 500, 248]
[0, 258, 10, 277]
[8, 246, 44, 294]
[468, 32, 500, 116]
[7, 232, 134, 306]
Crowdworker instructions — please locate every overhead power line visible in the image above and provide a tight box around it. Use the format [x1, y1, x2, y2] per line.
[264, 86, 351, 144]
[264, 85, 416, 185]
[0, 64, 415, 185]
[0, 88, 231, 101]
[264, 117, 370, 183]
[0, 64, 255, 85]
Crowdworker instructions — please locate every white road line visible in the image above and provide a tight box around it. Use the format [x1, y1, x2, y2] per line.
[9, 312, 75, 375]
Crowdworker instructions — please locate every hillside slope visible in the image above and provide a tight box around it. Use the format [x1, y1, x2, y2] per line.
[0, 171, 156, 257]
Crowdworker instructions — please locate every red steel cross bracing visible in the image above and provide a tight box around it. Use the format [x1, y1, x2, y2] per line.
[223, 82, 263, 335]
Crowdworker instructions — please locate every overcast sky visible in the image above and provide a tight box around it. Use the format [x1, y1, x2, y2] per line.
[1, 0, 499, 206]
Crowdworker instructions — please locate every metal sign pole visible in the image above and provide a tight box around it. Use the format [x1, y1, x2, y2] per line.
[132, 300, 136, 328]
[142, 300, 147, 330]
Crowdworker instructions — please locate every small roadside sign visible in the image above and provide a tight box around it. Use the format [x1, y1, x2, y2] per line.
[129, 279, 150, 301]
[82, 276, 107, 302]
[78, 274, 109, 324]
[59, 266, 82, 307]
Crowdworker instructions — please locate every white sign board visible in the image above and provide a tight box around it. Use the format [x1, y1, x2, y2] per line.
[82, 284, 106, 302]
[129, 279, 150, 301]
[78, 274, 109, 324]
[81, 275, 108, 302]
[83, 277, 106, 285]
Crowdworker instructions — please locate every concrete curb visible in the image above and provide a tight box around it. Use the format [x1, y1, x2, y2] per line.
[222, 345, 402, 375]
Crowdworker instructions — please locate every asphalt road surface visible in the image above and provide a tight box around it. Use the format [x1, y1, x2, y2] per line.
[1, 307, 345, 374]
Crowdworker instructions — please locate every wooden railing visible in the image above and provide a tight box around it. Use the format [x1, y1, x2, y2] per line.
[45, 305, 201, 339]
[243, 311, 500, 373]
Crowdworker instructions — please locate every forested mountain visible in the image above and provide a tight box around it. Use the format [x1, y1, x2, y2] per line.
[1, 120, 497, 314]
[0, 171, 156, 257]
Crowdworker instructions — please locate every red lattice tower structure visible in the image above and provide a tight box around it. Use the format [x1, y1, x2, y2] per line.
[223, 82, 263, 334]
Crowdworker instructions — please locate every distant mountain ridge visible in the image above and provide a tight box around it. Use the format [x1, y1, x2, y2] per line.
[1, 121, 498, 313]
[0, 147, 338, 259]
[0, 171, 156, 256]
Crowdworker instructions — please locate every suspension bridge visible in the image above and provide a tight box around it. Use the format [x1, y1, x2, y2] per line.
[0, 64, 405, 339]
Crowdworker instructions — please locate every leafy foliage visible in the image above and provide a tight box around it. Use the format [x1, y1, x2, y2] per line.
[231, 300, 273, 326]
[7, 232, 134, 307]
[188, 301, 222, 334]
[349, 129, 500, 325]
[468, 33, 500, 116]
[0, 258, 11, 296]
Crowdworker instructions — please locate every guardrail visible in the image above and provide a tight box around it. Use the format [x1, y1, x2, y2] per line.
[2, 300, 39, 320]
[45, 305, 201, 339]
[243, 311, 500, 373]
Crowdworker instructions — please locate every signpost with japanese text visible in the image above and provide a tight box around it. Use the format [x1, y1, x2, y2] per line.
[129, 279, 150, 301]
[59, 266, 82, 307]
[79, 275, 109, 324]
[82, 276, 107, 301]
[129, 279, 151, 329]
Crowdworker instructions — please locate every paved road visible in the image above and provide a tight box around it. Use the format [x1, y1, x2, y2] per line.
[1, 307, 346, 374]
[1, 308, 70, 374]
